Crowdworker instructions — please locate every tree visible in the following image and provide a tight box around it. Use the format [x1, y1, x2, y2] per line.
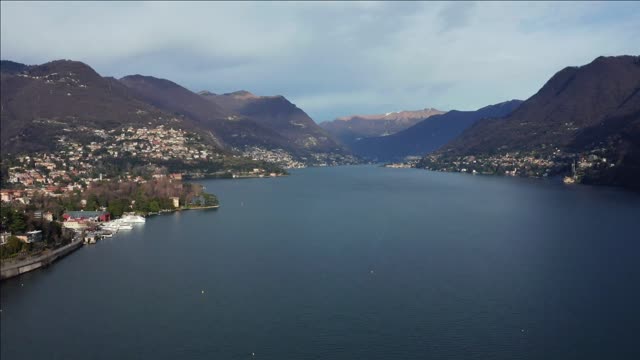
[1, 236, 24, 258]
[86, 193, 100, 210]
[9, 212, 27, 234]
[148, 200, 160, 213]
[107, 198, 127, 218]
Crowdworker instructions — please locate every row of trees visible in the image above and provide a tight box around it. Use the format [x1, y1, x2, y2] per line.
[29, 178, 213, 217]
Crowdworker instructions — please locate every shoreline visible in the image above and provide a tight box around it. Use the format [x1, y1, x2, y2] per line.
[1, 205, 220, 280]
[1, 238, 84, 280]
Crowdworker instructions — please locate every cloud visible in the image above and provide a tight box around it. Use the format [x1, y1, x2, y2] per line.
[2, 1, 639, 121]
[438, 1, 477, 32]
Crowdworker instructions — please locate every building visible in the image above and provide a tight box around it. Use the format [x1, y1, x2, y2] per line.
[25, 230, 43, 243]
[63, 210, 110, 222]
[1, 190, 13, 202]
[13, 231, 43, 244]
[62, 220, 89, 230]
[170, 197, 180, 208]
[0, 232, 11, 246]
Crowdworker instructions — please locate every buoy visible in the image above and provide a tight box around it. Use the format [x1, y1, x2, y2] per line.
[201, 290, 205, 294]
[251, 352, 255, 356]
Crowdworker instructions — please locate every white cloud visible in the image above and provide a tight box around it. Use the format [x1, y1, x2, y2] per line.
[2, 1, 639, 121]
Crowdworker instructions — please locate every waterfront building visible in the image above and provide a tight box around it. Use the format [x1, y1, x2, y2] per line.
[62, 220, 89, 230]
[63, 211, 110, 222]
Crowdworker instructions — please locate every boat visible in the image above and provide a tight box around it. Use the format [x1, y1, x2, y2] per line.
[121, 214, 146, 224]
[117, 223, 133, 230]
[101, 223, 119, 232]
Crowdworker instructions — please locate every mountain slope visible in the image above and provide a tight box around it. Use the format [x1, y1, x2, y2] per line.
[200, 91, 345, 154]
[351, 100, 522, 161]
[425, 55, 640, 189]
[1, 60, 187, 154]
[320, 108, 445, 146]
[119, 75, 294, 151]
[442, 56, 640, 154]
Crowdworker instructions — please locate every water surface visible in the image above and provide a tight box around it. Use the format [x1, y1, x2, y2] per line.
[2, 166, 639, 359]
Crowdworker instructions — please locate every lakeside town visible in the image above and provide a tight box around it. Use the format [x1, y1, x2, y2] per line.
[0, 125, 232, 279]
[0, 121, 362, 279]
[411, 147, 615, 184]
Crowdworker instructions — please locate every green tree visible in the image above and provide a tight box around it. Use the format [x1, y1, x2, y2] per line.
[9, 212, 27, 234]
[107, 198, 127, 218]
[0, 236, 23, 258]
[148, 200, 160, 213]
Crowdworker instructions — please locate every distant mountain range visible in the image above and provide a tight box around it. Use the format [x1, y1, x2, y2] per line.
[1, 55, 638, 188]
[347, 100, 522, 161]
[320, 108, 444, 146]
[1, 59, 346, 161]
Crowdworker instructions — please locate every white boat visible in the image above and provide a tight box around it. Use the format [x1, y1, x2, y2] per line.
[117, 223, 133, 230]
[101, 223, 119, 232]
[121, 214, 146, 224]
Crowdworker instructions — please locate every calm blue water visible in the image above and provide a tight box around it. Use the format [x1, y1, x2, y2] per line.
[1, 166, 639, 359]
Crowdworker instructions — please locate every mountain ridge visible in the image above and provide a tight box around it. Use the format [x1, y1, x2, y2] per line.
[351, 100, 523, 161]
[320, 107, 445, 147]
[422, 55, 640, 189]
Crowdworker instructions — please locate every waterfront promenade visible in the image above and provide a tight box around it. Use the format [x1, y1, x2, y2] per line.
[0, 238, 83, 280]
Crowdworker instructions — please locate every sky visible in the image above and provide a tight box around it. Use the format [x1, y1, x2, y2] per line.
[1, 1, 639, 122]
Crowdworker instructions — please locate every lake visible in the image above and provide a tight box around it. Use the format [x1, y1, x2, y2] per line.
[1, 165, 639, 359]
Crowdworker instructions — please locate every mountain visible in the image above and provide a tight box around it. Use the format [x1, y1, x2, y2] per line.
[200, 90, 345, 154]
[426, 55, 640, 189]
[441, 56, 640, 154]
[1, 59, 350, 166]
[1, 60, 191, 154]
[349, 101, 522, 161]
[0, 60, 31, 75]
[119, 75, 292, 151]
[320, 108, 444, 146]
